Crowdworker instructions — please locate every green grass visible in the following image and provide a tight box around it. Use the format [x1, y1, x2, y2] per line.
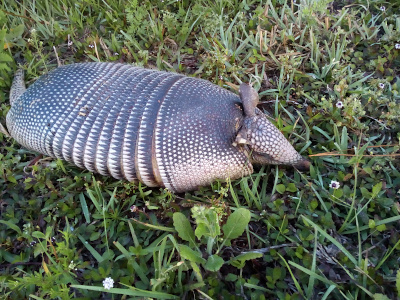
[1, 0, 400, 299]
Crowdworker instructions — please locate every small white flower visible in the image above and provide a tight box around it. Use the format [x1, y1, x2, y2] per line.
[378, 83, 385, 89]
[395, 43, 400, 50]
[329, 180, 340, 189]
[335, 101, 344, 109]
[380, 6, 385, 12]
[114, 52, 119, 56]
[103, 277, 114, 290]
[68, 260, 75, 269]
[89, 44, 94, 48]
[218, 75, 223, 80]
[31, 28, 37, 33]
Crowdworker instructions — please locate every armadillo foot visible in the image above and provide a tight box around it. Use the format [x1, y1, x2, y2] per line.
[0, 122, 10, 137]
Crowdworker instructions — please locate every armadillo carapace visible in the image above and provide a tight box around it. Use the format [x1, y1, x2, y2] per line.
[6, 62, 310, 192]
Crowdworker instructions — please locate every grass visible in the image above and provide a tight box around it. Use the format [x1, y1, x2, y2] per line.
[0, 0, 400, 299]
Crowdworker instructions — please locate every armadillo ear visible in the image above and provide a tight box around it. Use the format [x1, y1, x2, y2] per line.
[239, 83, 259, 117]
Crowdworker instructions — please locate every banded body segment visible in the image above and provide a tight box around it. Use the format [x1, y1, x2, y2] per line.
[92, 65, 138, 176]
[53, 63, 124, 161]
[120, 69, 162, 182]
[66, 64, 133, 169]
[136, 73, 184, 187]
[45, 63, 112, 159]
[70, 65, 138, 169]
[105, 67, 146, 179]
[79, 64, 135, 174]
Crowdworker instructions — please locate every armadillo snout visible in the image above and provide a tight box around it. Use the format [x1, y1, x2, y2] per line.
[237, 113, 308, 168]
[293, 158, 311, 171]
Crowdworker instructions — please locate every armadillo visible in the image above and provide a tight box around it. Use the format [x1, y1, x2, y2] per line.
[5, 62, 310, 192]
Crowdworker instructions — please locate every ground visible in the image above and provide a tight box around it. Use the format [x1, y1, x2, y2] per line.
[0, 0, 400, 299]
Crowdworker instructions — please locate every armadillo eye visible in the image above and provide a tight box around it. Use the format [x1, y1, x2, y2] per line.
[252, 152, 274, 164]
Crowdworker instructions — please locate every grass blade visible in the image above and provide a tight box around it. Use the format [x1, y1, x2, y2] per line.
[301, 216, 358, 266]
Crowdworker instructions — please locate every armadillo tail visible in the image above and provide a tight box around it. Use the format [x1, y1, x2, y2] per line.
[10, 69, 26, 106]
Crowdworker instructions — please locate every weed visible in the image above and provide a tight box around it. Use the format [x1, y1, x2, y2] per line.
[0, 0, 400, 299]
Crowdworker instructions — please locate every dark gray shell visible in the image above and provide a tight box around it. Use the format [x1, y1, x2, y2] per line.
[6, 63, 253, 192]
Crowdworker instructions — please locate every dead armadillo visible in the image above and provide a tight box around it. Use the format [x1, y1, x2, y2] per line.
[5, 62, 310, 192]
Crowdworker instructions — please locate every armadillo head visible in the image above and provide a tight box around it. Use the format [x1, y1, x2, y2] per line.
[235, 83, 310, 170]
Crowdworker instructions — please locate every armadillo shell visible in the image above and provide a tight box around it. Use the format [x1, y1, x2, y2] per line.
[6, 62, 253, 192]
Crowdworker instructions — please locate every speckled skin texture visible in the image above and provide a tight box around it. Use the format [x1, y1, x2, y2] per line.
[6, 62, 253, 192]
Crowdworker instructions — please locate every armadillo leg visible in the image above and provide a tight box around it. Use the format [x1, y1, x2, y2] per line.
[9, 69, 26, 106]
[0, 122, 10, 137]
